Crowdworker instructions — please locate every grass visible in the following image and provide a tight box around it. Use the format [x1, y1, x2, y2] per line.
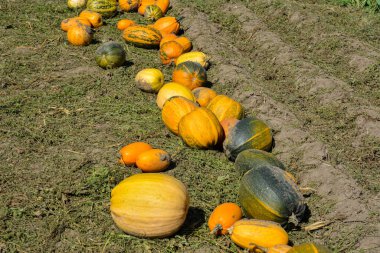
[334, 0, 380, 11]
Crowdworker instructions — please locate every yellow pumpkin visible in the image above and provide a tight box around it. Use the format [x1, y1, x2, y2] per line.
[135, 68, 164, 93]
[192, 87, 217, 107]
[162, 96, 198, 135]
[229, 219, 288, 251]
[176, 51, 209, 69]
[156, 82, 196, 109]
[207, 95, 244, 122]
[178, 108, 224, 149]
[110, 173, 189, 238]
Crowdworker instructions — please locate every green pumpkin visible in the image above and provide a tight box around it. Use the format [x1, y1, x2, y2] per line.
[239, 165, 306, 227]
[87, 0, 117, 18]
[288, 242, 332, 253]
[223, 117, 273, 161]
[95, 42, 126, 69]
[235, 149, 285, 176]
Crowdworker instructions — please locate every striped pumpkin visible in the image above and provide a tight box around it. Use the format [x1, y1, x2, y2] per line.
[86, 0, 117, 18]
[172, 62, 207, 90]
[122, 25, 162, 48]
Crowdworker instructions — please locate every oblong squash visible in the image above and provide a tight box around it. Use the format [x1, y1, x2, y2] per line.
[119, 142, 153, 166]
[176, 51, 209, 69]
[110, 173, 189, 238]
[207, 95, 244, 122]
[208, 202, 243, 235]
[192, 87, 217, 107]
[136, 149, 170, 172]
[122, 25, 162, 48]
[239, 166, 306, 226]
[223, 117, 273, 161]
[86, 0, 117, 18]
[156, 82, 196, 109]
[288, 243, 331, 253]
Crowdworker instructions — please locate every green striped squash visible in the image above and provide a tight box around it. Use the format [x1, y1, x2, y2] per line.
[95, 42, 126, 69]
[87, 0, 117, 18]
[239, 165, 306, 227]
[122, 25, 162, 48]
[288, 243, 332, 253]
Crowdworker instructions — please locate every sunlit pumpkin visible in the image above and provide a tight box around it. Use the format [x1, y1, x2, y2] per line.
[136, 149, 170, 172]
[192, 87, 217, 107]
[87, 0, 117, 18]
[144, 5, 163, 21]
[159, 41, 184, 65]
[61, 17, 92, 32]
[95, 41, 126, 69]
[220, 118, 239, 137]
[207, 95, 244, 122]
[268, 245, 292, 253]
[140, 0, 170, 13]
[119, 0, 140, 12]
[208, 203, 243, 235]
[122, 25, 162, 48]
[174, 36, 192, 53]
[110, 173, 189, 238]
[119, 142, 153, 166]
[79, 10, 103, 28]
[160, 33, 178, 47]
[172, 62, 207, 90]
[152, 16, 181, 35]
[176, 51, 209, 69]
[156, 82, 195, 109]
[135, 68, 165, 93]
[117, 19, 136, 30]
[67, 0, 86, 9]
[67, 25, 93, 46]
[288, 242, 332, 253]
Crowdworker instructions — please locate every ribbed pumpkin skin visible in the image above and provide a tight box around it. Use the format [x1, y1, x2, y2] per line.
[172, 62, 207, 90]
[192, 87, 217, 107]
[239, 166, 306, 226]
[156, 82, 195, 109]
[159, 41, 184, 65]
[176, 51, 209, 69]
[122, 25, 162, 48]
[144, 5, 163, 21]
[207, 95, 244, 122]
[86, 0, 117, 18]
[178, 108, 224, 149]
[223, 117, 273, 161]
[229, 219, 288, 250]
[95, 42, 126, 69]
[110, 173, 189, 238]
[162, 97, 198, 135]
[268, 244, 292, 253]
[235, 149, 286, 176]
[288, 243, 331, 253]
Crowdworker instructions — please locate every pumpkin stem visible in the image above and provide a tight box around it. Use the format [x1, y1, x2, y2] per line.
[210, 224, 223, 235]
[288, 213, 300, 227]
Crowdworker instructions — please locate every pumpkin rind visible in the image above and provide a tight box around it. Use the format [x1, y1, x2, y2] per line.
[79, 10, 103, 28]
[86, 0, 117, 18]
[192, 87, 217, 107]
[110, 173, 189, 238]
[67, 25, 93, 46]
[178, 108, 224, 149]
[229, 219, 288, 250]
[152, 16, 181, 35]
[119, 142, 153, 166]
[119, 0, 140, 12]
[176, 51, 209, 69]
[122, 25, 162, 48]
[156, 82, 195, 109]
[144, 5, 163, 21]
[136, 149, 170, 172]
[288, 243, 332, 253]
[208, 203, 243, 235]
[135, 68, 165, 93]
[95, 42, 126, 69]
[239, 166, 306, 226]
[235, 149, 286, 176]
[207, 95, 244, 122]
[223, 117, 273, 161]
[172, 61, 207, 90]
[162, 96, 198, 135]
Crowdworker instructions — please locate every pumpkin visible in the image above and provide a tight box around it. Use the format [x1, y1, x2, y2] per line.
[60, 17, 92, 32]
[95, 41, 126, 69]
[220, 118, 239, 137]
[136, 149, 170, 172]
[208, 203, 242, 235]
[192, 87, 217, 107]
[137, 3, 150, 15]
[160, 33, 178, 47]
[67, 25, 93, 46]
[119, 0, 140, 12]
[288, 243, 331, 253]
[223, 117, 273, 161]
[172, 62, 207, 90]
[122, 25, 162, 48]
[152, 16, 181, 35]
[159, 41, 184, 65]
[140, 0, 169, 13]
[67, 0, 86, 9]
[135, 68, 164, 93]
[207, 95, 244, 122]
[176, 51, 209, 69]
[161, 96, 198, 135]
[144, 5, 163, 21]
[228, 219, 288, 251]
[119, 142, 153, 166]
[156, 82, 195, 109]
[79, 10, 103, 28]
[117, 19, 136, 30]
[268, 245, 292, 253]
[174, 36, 192, 53]
[110, 173, 189, 238]
[178, 108, 224, 149]
[86, 0, 117, 18]
[239, 166, 306, 226]
[235, 149, 286, 176]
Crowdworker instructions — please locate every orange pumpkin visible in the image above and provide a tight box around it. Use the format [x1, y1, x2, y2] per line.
[268, 245, 292, 253]
[119, 0, 140, 12]
[220, 118, 240, 137]
[61, 17, 92, 32]
[117, 19, 136, 30]
[208, 203, 243, 235]
[207, 95, 244, 122]
[67, 25, 93, 46]
[140, 0, 169, 13]
[161, 96, 198, 135]
[192, 87, 217, 107]
[160, 33, 178, 47]
[137, 3, 150, 15]
[159, 41, 184, 65]
[172, 62, 207, 90]
[119, 142, 153, 166]
[79, 10, 103, 28]
[174, 36, 192, 53]
[152, 16, 181, 35]
[136, 149, 170, 172]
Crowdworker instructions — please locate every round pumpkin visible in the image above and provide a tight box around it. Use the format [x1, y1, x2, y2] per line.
[207, 95, 244, 122]
[61, 17, 92, 32]
[159, 41, 184, 65]
[192, 87, 217, 107]
[79, 10, 103, 28]
[160, 33, 178, 47]
[223, 117, 273, 161]
[288, 243, 331, 253]
[110, 173, 189, 238]
[161, 96, 198, 135]
[67, 25, 93, 46]
[119, 142, 153, 166]
[172, 61, 207, 90]
[268, 245, 292, 253]
[122, 25, 162, 48]
[152, 16, 181, 35]
[156, 82, 195, 109]
[174, 37, 192, 53]
[176, 51, 209, 69]
[239, 166, 306, 226]
[178, 108, 224, 149]
[86, 0, 117, 18]
[135, 68, 164, 93]
[136, 149, 170, 172]
[68, 0, 86, 9]
[208, 203, 243, 235]
[119, 0, 140, 12]
[95, 42, 126, 69]
[229, 219, 288, 251]
[117, 19, 136, 30]
[144, 5, 163, 21]
[220, 118, 239, 137]
[235, 149, 286, 176]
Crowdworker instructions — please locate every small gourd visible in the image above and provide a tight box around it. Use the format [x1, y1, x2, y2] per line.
[208, 203, 242, 235]
[136, 149, 170, 172]
[119, 142, 153, 166]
